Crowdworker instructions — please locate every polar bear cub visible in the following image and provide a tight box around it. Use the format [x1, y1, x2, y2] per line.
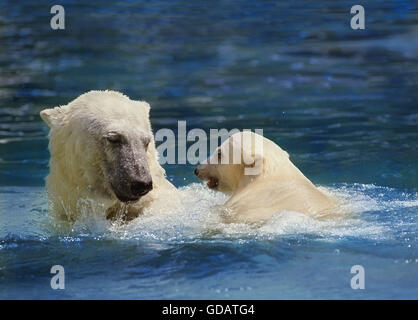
[195, 131, 338, 223]
[40, 90, 179, 221]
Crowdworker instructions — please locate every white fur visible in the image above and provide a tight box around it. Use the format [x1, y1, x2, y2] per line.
[197, 132, 339, 223]
[40, 90, 179, 221]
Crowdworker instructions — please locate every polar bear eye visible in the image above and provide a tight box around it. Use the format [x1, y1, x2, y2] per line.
[143, 136, 151, 148]
[105, 132, 122, 143]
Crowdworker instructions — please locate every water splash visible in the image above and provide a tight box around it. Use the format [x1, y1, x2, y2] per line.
[106, 183, 416, 243]
[0, 183, 416, 244]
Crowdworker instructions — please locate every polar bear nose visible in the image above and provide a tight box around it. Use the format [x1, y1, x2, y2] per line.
[131, 179, 153, 196]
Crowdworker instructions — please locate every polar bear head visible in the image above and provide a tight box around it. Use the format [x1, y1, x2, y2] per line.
[194, 131, 264, 192]
[194, 131, 289, 193]
[40, 90, 158, 203]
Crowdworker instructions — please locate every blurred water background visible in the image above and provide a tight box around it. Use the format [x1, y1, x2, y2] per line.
[0, 0, 417, 299]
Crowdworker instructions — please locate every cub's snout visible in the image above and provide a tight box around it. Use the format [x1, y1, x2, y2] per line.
[194, 166, 219, 189]
[194, 165, 219, 190]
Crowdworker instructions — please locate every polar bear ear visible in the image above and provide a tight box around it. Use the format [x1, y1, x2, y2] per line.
[135, 101, 151, 115]
[243, 153, 264, 176]
[241, 131, 264, 176]
[143, 102, 151, 114]
[40, 106, 65, 128]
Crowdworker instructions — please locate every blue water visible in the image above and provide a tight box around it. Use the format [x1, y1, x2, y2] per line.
[0, 0, 417, 299]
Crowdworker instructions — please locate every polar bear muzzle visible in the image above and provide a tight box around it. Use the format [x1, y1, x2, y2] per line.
[104, 137, 153, 202]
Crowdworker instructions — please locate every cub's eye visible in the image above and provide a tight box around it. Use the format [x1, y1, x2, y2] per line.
[105, 132, 122, 143]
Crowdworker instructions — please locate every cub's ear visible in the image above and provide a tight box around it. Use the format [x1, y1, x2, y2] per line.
[241, 131, 264, 176]
[40, 106, 65, 128]
[244, 153, 264, 176]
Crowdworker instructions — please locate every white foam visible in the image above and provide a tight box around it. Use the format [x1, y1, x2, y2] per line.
[104, 183, 416, 242]
[8, 183, 413, 242]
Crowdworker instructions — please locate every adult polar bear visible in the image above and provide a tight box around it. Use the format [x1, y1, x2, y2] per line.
[195, 131, 338, 223]
[40, 90, 179, 221]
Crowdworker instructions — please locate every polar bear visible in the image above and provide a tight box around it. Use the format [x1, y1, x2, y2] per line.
[40, 90, 179, 221]
[194, 131, 338, 223]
